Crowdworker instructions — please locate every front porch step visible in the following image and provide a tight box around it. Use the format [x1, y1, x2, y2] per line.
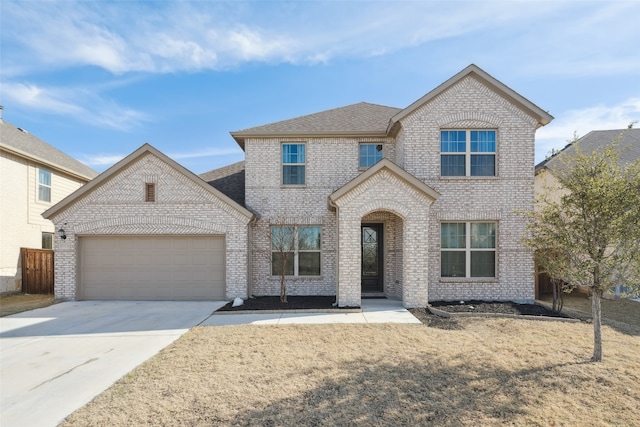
[362, 293, 387, 299]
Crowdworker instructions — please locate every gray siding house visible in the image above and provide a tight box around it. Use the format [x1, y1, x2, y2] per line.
[44, 64, 553, 307]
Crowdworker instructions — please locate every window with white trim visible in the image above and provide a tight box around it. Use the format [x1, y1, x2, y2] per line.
[440, 130, 496, 176]
[271, 225, 321, 276]
[359, 143, 383, 168]
[441, 222, 496, 278]
[282, 143, 306, 185]
[38, 168, 51, 202]
[42, 232, 53, 249]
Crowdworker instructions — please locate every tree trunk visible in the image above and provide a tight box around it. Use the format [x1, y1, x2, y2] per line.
[280, 274, 287, 303]
[591, 289, 603, 362]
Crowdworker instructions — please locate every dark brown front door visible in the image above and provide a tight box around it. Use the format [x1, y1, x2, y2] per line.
[361, 224, 383, 292]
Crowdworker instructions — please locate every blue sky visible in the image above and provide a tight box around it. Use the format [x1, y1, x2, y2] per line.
[1, 0, 639, 173]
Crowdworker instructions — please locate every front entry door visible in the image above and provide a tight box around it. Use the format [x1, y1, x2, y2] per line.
[361, 224, 383, 292]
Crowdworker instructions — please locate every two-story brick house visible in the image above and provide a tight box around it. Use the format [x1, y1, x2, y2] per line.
[44, 64, 552, 307]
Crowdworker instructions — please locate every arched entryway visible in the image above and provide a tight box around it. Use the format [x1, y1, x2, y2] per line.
[329, 159, 439, 308]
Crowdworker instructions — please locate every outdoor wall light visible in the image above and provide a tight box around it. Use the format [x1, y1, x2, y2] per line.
[58, 228, 67, 240]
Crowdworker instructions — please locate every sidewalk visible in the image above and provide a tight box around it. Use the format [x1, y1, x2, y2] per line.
[201, 298, 421, 326]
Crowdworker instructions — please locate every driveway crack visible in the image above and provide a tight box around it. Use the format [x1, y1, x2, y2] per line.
[30, 357, 99, 391]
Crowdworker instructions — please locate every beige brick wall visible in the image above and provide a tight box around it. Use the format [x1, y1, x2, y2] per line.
[49, 153, 251, 300]
[245, 74, 540, 305]
[399, 76, 538, 303]
[1, 150, 86, 292]
[245, 137, 394, 298]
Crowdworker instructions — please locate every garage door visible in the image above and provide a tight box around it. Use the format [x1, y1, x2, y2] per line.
[79, 236, 225, 300]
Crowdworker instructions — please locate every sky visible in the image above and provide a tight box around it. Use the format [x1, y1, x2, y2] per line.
[1, 0, 639, 174]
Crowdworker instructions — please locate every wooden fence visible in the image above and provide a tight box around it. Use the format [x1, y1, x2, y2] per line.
[20, 248, 54, 294]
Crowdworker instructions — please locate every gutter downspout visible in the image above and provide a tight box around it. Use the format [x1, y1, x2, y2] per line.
[247, 210, 260, 299]
[328, 197, 340, 307]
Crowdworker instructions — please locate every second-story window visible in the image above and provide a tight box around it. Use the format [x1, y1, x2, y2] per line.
[282, 143, 305, 185]
[440, 130, 496, 177]
[38, 168, 51, 202]
[359, 143, 383, 168]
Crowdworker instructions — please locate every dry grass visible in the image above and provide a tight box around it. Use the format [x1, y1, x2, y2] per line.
[540, 293, 640, 336]
[0, 293, 55, 317]
[62, 317, 640, 426]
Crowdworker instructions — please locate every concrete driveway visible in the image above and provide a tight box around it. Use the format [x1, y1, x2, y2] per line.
[0, 300, 226, 427]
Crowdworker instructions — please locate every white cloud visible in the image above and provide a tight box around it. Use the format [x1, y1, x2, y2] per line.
[535, 97, 640, 162]
[79, 154, 127, 167]
[1, 82, 149, 131]
[4, 0, 636, 76]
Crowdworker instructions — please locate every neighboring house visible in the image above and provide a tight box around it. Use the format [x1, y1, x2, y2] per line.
[535, 129, 640, 200]
[0, 106, 98, 293]
[43, 64, 553, 307]
[534, 128, 640, 297]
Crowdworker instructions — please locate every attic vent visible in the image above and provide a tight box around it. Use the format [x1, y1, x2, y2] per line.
[145, 183, 156, 202]
[17, 127, 29, 134]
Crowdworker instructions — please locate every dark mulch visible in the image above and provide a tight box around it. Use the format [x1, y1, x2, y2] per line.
[408, 308, 464, 330]
[429, 300, 571, 318]
[216, 295, 356, 311]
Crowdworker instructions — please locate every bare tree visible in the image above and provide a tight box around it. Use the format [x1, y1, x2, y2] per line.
[525, 131, 640, 361]
[270, 224, 296, 303]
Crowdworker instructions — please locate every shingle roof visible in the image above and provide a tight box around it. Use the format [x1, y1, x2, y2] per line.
[0, 118, 98, 180]
[199, 161, 246, 207]
[231, 65, 553, 150]
[536, 128, 640, 173]
[231, 102, 402, 148]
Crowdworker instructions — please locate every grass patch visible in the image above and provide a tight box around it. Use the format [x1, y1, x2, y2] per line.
[61, 318, 640, 426]
[0, 293, 55, 317]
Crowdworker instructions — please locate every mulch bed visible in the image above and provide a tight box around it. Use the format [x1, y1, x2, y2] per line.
[216, 295, 349, 311]
[429, 300, 571, 317]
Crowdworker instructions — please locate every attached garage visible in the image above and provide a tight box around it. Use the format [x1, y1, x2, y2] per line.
[43, 144, 254, 302]
[79, 236, 226, 300]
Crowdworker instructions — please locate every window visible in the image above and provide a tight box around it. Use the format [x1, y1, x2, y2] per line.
[38, 168, 51, 202]
[42, 232, 53, 250]
[282, 143, 306, 185]
[440, 130, 496, 176]
[145, 183, 156, 202]
[271, 225, 321, 276]
[359, 143, 383, 168]
[441, 222, 496, 278]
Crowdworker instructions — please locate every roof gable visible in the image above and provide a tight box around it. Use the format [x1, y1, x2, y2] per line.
[329, 158, 440, 205]
[230, 65, 552, 150]
[43, 143, 254, 220]
[388, 64, 553, 134]
[0, 118, 97, 180]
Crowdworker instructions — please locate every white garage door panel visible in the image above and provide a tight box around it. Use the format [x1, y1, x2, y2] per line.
[80, 236, 225, 300]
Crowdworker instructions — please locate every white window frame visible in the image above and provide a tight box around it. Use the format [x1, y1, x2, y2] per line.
[38, 168, 52, 202]
[440, 222, 497, 278]
[271, 225, 321, 276]
[440, 130, 497, 177]
[42, 232, 53, 250]
[281, 143, 306, 186]
[359, 143, 383, 169]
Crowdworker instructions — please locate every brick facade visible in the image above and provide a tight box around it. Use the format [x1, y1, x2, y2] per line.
[244, 74, 545, 306]
[47, 151, 252, 300]
[45, 65, 549, 306]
